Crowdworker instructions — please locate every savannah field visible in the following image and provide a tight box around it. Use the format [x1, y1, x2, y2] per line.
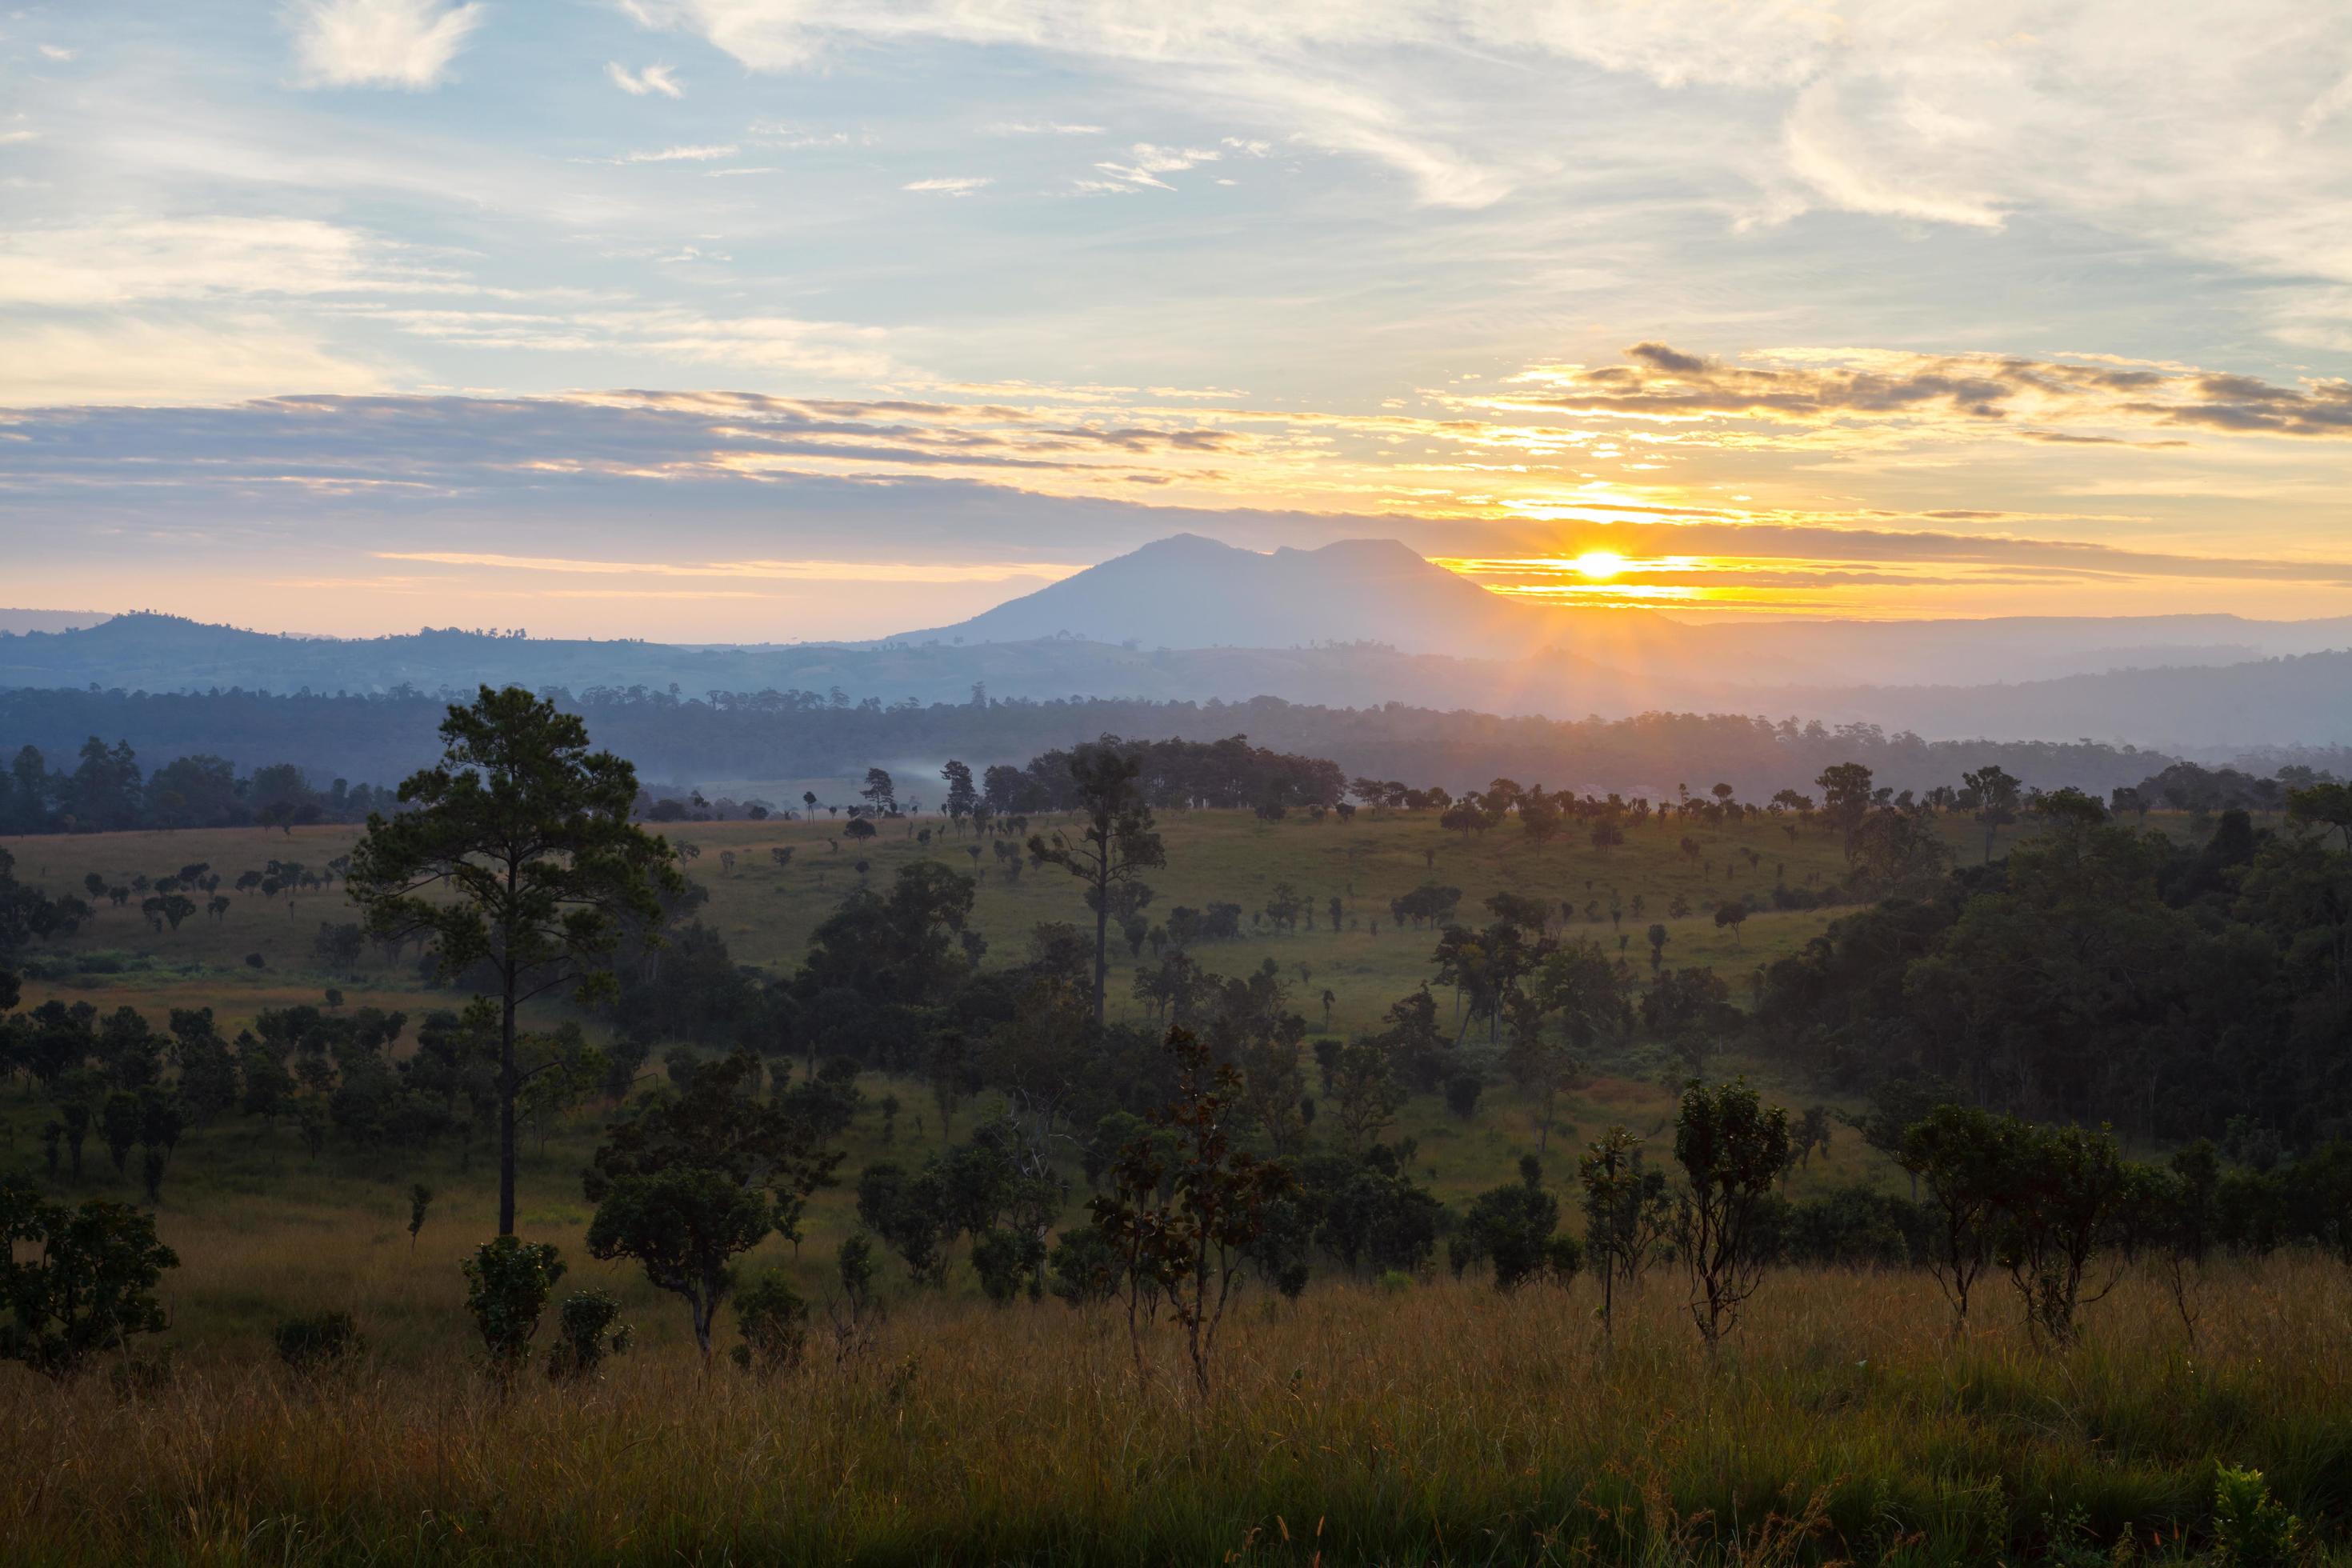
[2, 802, 2342, 1566]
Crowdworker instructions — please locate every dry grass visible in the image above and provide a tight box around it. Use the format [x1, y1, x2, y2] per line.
[3, 1257, 2349, 1565]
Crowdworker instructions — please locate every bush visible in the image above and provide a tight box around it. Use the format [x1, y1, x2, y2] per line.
[1047, 1228, 1120, 1306]
[730, 1274, 808, 1374]
[545, 1290, 631, 1381]
[274, 1310, 364, 1374]
[2213, 1465, 2303, 1567]
[461, 1237, 563, 1374]
[0, 1178, 179, 1380]
[970, 1227, 1042, 1304]
[1443, 1071, 1483, 1120]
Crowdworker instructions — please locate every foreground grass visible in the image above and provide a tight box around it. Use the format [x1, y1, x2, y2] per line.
[4, 1260, 2348, 1566]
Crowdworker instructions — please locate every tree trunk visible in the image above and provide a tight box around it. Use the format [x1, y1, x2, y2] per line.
[1091, 854, 1110, 1025]
[498, 983, 518, 1238]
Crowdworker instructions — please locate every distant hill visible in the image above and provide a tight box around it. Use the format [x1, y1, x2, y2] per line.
[889, 533, 1646, 660]
[898, 533, 2352, 689]
[0, 611, 1628, 714]
[0, 609, 110, 635]
[1763, 650, 2352, 750]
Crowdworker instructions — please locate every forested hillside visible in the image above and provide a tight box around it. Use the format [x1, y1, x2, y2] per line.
[0, 683, 2177, 801]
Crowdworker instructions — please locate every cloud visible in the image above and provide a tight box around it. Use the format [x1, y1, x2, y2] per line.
[993, 122, 1105, 135]
[611, 0, 2352, 298]
[37, 45, 78, 62]
[1089, 142, 1221, 191]
[1464, 343, 2352, 446]
[902, 176, 991, 195]
[606, 62, 684, 98]
[286, 0, 484, 90]
[0, 217, 394, 306]
[374, 550, 1086, 582]
[603, 142, 738, 163]
[0, 318, 393, 406]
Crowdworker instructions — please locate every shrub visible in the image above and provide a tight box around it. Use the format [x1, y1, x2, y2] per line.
[730, 1274, 808, 1374]
[1443, 1071, 1483, 1120]
[545, 1290, 631, 1381]
[461, 1237, 563, 1374]
[274, 1310, 364, 1374]
[0, 1178, 178, 1380]
[2213, 1465, 2303, 1567]
[1047, 1227, 1120, 1306]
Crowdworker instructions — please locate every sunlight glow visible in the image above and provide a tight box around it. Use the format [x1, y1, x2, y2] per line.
[1571, 550, 1627, 579]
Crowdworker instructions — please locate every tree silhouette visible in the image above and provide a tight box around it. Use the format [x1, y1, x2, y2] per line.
[1028, 741, 1165, 1025]
[348, 686, 681, 1237]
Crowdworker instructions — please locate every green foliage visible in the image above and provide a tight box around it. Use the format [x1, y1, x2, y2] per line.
[2213, 1465, 2305, 1567]
[0, 1178, 179, 1379]
[544, 1290, 631, 1382]
[461, 1236, 563, 1373]
[1046, 1226, 1121, 1306]
[349, 685, 682, 1236]
[1091, 1027, 1294, 1398]
[1673, 1078, 1794, 1348]
[582, 1049, 841, 1356]
[730, 1273, 807, 1374]
[1025, 742, 1166, 1024]
[1450, 1155, 1561, 1291]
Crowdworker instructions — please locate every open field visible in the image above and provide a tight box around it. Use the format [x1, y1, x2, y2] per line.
[6, 805, 2341, 1566]
[2, 802, 2082, 1038]
[2, 1256, 2348, 1565]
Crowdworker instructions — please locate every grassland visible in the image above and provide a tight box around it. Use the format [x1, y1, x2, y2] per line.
[4, 806, 2338, 1565]
[6, 802, 2005, 1037]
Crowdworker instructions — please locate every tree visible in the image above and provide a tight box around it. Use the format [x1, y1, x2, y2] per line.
[1898, 1103, 2018, 1336]
[1029, 741, 1166, 1025]
[1814, 763, 1874, 861]
[860, 767, 898, 816]
[1963, 765, 2022, 862]
[940, 760, 978, 828]
[1090, 1027, 1292, 1398]
[1646, 922, 1670, 974]
[1997, 1121, 2130, 1346]
[1578, 1127, 1663, 1341]
[348, 686, 682, 1237]
[1712, 901, 1747, 946]
[0, 1178, 179, 1380]
[1672, 1078, 1793, 1351]
[1328, 1038, 1401, 1152]
[584, 1050, 842, 1357]
[1450, 1155, 1561, 1290]
[462, 1236, 564, 1374]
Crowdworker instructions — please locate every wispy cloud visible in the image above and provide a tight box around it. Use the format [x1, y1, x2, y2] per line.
[606, 62, 684, 98]
[596, 143, 738, 164]
[375, 550, 1087, 582]
[993, 121, 1104, 135]
[902, 176, 991, 196]
[285, 0, 483, 90]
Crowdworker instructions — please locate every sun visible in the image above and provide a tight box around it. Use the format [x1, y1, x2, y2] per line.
[1570, 550, 1627, 579]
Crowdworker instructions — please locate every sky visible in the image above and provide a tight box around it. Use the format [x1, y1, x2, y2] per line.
[4, 0, 2352, 642]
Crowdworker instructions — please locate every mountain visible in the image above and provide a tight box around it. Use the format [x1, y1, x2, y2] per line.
[888, 533, 1645, 660]
[898, 534, 2352, 689]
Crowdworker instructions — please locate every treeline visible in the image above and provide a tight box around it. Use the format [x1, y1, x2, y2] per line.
[1, 735, 385, 835]
[1754, 786, 2352, 1148]
[0, 684, 2178, 801]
